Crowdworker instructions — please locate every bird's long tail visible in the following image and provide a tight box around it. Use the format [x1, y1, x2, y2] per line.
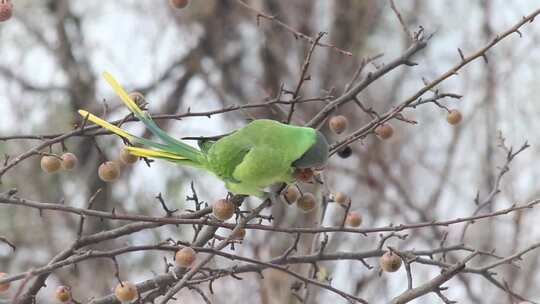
[78, 72, 206, 168]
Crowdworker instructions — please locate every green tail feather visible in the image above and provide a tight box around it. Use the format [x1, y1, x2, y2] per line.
[78, 110, 172, 151]
[102, 71, 205, 163]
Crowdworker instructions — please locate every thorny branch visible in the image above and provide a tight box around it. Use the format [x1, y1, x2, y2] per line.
[329, 7, 540, 154]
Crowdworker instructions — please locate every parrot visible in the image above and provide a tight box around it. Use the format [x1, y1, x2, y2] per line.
[78, 72, 329, 199]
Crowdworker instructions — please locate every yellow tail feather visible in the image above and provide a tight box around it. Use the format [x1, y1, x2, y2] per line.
[78, 110, 134, 140]
[126, 146, 187, 161]
[102, 71, 144, 116]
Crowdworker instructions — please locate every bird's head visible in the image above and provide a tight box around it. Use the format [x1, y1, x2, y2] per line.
[292, 130, 329, 169]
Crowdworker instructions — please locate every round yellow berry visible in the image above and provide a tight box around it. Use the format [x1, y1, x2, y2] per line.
[212, 199, 235, 221]
[98, 161, 121, 182]
[379, 251, 402, 272]
[0, 1, 13, 22]
[0, 272, 10, 292]
[231, 228, 246, 240]
[120, 147, 138, 165]
[114, 281, 137, 302]
[296, 193, 317, 212]
[282, 186, 300, 204]
[375, 123, 394, 139]
[329, 115, 348, 135]
[345, 211, 362, 227]
[55, 285, 71, 302]
[41, 155, 62, 173]
[61, 152, 78, 170]
[175, 247, 196, 268]
[334, 192, 349, 205]
[128, 91, 145, 107]
[169, 0, 189, 9]
[447, 109, 462, 125]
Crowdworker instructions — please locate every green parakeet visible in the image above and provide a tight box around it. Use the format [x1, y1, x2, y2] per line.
[78, 72, 329, 198]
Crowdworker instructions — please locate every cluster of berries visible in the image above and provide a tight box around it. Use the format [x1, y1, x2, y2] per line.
[40, 147, 138, 183]
[329, 115, 394, 140]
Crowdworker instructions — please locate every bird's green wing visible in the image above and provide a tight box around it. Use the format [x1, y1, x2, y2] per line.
[229, 119, 317, 165]
[232, 147, 293, 188]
